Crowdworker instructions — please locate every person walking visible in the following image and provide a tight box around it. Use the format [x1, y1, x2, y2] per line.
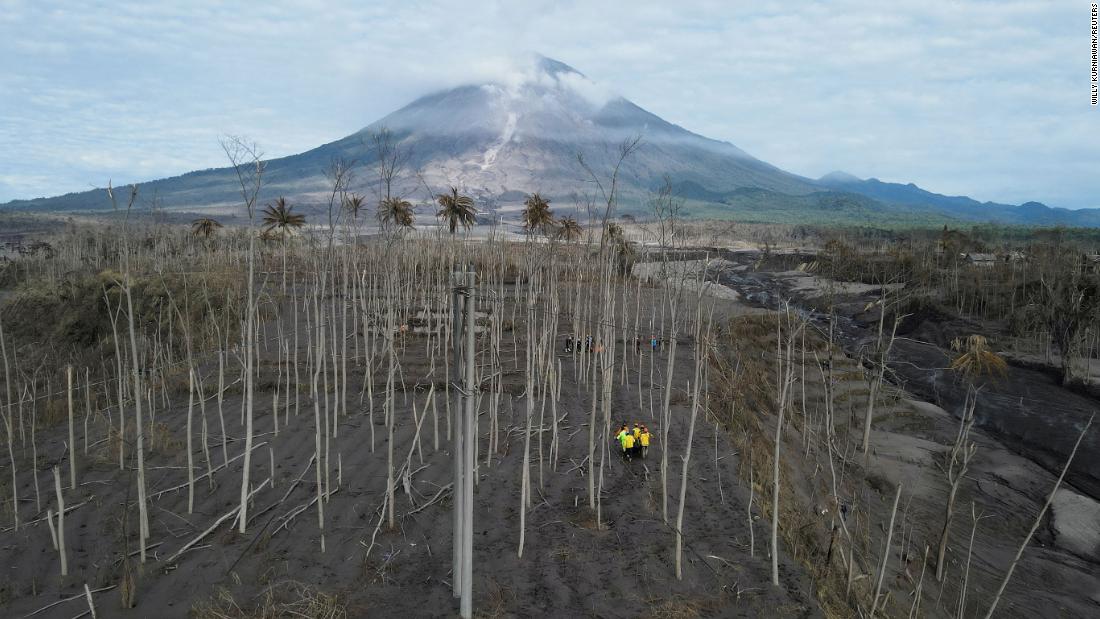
[639, 425, 651, 459]
[621, 430, 635, 461]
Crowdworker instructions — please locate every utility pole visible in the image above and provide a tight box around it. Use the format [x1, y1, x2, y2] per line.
[451, 268, 476, 619]
[451, 271, 465, 599]
[461, 269, 476, 619]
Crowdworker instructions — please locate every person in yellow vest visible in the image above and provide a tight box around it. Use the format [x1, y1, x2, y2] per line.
[615, 425, 629, 453]
[639, 425, 651, 459]
[621, 430, 635, 461]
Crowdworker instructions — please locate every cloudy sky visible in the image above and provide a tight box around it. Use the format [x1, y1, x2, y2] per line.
[1, 0, 1095, 208]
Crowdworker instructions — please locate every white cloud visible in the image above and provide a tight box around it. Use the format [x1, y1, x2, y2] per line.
[0, 0, 1095, 208]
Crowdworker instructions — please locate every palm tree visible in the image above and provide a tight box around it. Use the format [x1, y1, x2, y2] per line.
[191, 217, 222, 239]
[436, 187, 476, 235]
[342, 194, 367, 242]
[603, 222, 634, 274]
[557, 216, 582, 242]
[521, 192, 554, 235]
[949, 335, 1007, 382]
[343, 194, 366, 221]
[261, 197, 306, 293]
[604, 222, 624, 245]
[378, 197, 415, 230]
[261, 197, 306, 237]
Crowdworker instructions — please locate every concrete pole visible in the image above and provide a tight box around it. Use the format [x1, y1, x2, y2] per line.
[66, 366, 76, 490]
[451, 271, 465, 598]
[461, 270, 476, 619]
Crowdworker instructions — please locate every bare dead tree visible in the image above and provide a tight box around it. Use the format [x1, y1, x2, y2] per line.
[324, 157, 355, 246]
[870, 483, 902, 618]
[674, 290, 712, 579]
[772, 301, 806, 586]
[1029, 250, 1099, 386]
[220, 136, 265, 534]
[105, 181, 151, 560]
[983, 414, 1094, 618]
[368, 126, 412, 206]
[862, 285, 903, 455]
[576, 135, 643, 249]
[0, 317, 14, 530]
[936, 387, 978, 582]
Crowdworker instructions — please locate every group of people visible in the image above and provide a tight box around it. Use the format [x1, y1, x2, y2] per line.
[615, 423, 652, 461]
[566, 335, 663, 354]
[564, 335, 603, 354]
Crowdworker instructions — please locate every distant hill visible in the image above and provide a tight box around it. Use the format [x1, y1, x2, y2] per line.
[816, 172, 1100, 227]
[4, 54, 1099, 227]
[669, 180, 958, 226]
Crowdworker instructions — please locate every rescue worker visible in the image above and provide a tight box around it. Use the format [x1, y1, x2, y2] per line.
[615, 425, 629, 450]
[639, 425, 651, 459]
[630, 423, 643, 458]
[621, 429, 636, 461]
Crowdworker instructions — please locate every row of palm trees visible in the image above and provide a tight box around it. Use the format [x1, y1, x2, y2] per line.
[521, 193, 582, 241]
[192, 187, 587, 242]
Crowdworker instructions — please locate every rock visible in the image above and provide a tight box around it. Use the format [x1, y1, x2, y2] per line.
[1050, 488, 1100, 560]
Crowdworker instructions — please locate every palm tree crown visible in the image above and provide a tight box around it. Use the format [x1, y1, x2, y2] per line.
[261, 197, 307, 237]
[950, 335, 1007, 382]
[557, 216, 582, 242]
[436, 187, 476, 234]
[343, 194, 366, 220]
[191, 217, 222, 238]
[604, 221, 625, 244]
[521, 192, 554, 234]
[379, 197, 415, 229]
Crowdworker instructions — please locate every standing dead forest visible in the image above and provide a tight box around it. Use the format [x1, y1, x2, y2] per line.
[1, 154, 1099, 618]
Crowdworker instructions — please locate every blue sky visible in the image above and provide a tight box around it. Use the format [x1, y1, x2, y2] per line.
[1, 0, 1096, 208]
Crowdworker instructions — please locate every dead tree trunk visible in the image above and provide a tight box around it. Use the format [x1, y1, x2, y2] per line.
[983, 414, 1094, 618]
[936, 388, 978, 582]
[862, 287, 901, 455]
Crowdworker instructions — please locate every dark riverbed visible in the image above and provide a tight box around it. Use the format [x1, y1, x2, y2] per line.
[711, 253, 1100, 502]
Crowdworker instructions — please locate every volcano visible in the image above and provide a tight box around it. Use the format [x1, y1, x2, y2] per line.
[0, 54, 817, 216]
[350, 54, 818, 204]
[5, 54, 1099, 226]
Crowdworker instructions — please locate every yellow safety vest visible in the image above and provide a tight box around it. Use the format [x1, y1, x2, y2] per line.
[632, 427, 641, 439]
[623, 434, 635, 449]
[639, 432, 650, 447]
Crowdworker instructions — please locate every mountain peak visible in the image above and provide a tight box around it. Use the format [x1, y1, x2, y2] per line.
[819, 170, 862, 184]
[532, 54, 584, 79]
[1018, 201, 1049, 210]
